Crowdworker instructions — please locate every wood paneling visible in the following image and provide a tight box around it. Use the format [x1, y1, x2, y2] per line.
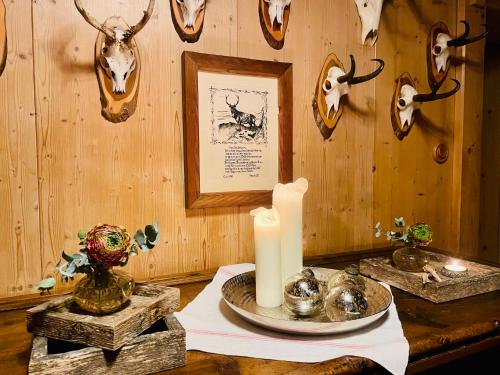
[0, 0, 485, 298]
[479, 3, 500, 262]
[374, 0, 458, 252]
[0, 0, 41, 297]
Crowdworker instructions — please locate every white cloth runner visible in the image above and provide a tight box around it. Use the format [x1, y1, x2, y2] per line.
[175, 264, 409, 375]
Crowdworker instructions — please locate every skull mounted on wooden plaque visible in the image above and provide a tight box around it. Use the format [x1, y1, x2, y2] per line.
[313, 54, 384, 139]
[427, 20, 487, 91]
[170, 0, 206, 43]
[74, 0, 155, 123]
[354, 0, 384, 46]
[259, 0, 291, 50]
[0, 0, 6, 77]
[391, 72, 461, 140]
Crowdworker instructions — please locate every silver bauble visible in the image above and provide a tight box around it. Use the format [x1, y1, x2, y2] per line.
[283, 268, 323, 316]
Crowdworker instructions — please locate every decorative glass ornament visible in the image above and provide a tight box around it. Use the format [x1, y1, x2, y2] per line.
[324, 283, 368, 321]
[283, 268, 323, 316]
[392, 245, 429, 272]
[327, 264, 366, 291]
[73, 267, 135, 314]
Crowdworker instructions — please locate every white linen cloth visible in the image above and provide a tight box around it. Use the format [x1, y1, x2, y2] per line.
[175, 264, 409, 375]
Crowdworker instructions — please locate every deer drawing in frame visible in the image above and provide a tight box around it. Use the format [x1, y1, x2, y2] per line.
[74, 0, 155, 123]
[225, 95, 259, 129]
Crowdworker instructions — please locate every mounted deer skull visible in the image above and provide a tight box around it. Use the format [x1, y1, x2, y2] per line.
[322, 55, 384, 117]
[74, 0, 155, 95]
[265, 0, 291, 32]
[354, 0, 384, 46]
[313, 53, 384, 139]
[391, 73, 460, 140]
[176, 0, 205, 29]
[433, 20, 487, 73]
[427, 20, 487, 91]
[259, 0, 291, 49]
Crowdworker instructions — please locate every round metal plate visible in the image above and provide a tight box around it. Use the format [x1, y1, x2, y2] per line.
[221, 267, 392, 335]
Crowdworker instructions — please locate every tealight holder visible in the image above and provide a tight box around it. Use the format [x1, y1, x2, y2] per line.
[441, 263, 468, 278]
[283, 268, 324, 317]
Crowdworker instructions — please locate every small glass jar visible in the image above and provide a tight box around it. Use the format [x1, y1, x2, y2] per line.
[327, 264, 365, 291]
[392, 245, 429, 272]
[283, 268, 324, 317]
[73, 267, 135, 314]
[324, 282, 368, 321]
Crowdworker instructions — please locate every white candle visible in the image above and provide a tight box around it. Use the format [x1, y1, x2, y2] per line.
[250, 207, 282, 308]
[444, 263, 467, 272]
[272, 177, 309, 288]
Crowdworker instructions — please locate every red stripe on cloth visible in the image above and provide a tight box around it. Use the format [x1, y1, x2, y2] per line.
[187, 328, 371, 350]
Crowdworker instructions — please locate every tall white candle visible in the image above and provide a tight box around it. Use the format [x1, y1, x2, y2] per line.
[272, 177, 309, 287]
[250, 207, 282, 308]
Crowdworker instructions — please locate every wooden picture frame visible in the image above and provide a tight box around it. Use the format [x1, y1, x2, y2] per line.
[182, 52, 293, 209]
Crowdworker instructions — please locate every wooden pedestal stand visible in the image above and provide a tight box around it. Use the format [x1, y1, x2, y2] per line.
[27, 284, 185, 375]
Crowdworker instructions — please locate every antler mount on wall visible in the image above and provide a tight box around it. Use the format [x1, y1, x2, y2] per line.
[313, 54, 384, 140]
[170, 0, 206, 43]
[427, 20, 487, 91]
[259, 0, 291, 50]
[74, 0, 155, 123]
[391, 72, 461, 141]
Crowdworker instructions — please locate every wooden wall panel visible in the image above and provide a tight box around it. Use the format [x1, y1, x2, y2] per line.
[479, 3, 500, 262]
[0, 0, 41, 297]
[374, 0, 458, 252]
[0, 0, 484, 299]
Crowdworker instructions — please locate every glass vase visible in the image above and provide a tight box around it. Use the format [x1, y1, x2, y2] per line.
[73, 267, 135, 314]
[392, 246, 429, 272]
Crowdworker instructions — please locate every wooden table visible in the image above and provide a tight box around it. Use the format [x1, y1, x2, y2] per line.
[0, 249, 499, 374]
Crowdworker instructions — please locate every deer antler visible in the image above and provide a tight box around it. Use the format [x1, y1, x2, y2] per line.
[74, 0, 115, 39]
[123, 0, 156, 42]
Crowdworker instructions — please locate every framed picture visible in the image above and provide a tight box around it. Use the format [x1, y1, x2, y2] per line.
[182, 52, 293, 209]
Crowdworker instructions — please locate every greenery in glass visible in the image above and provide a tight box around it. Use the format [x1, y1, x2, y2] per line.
[374, 217, 433, 272]
[37, 222, 159, 314]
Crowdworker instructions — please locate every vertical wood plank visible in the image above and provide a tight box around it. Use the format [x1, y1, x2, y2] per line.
[452, 0, 486, 256]
[0, 0, 41, 297]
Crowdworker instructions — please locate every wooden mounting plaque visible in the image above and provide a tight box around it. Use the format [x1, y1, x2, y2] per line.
[258, 0, 290, 50]
[95, 18, 140, 123]
[0, 0, 6, 76]
[170, 0, 206, 43]
[27, 284, 180, 351]
[360, 250, 500, 303]
[312, 53, 345, 140]
[28, 314, 185, 375]
[390, 72, 416, 141]
[426, 22, 451, 92]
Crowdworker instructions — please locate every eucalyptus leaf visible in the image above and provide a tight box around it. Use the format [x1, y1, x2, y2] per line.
[37, 277, 56, 290]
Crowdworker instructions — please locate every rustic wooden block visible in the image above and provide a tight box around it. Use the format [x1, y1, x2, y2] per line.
[28, 314, 185, 375]
[360, 251, 500, 303]
[27, 284, 179, 350]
